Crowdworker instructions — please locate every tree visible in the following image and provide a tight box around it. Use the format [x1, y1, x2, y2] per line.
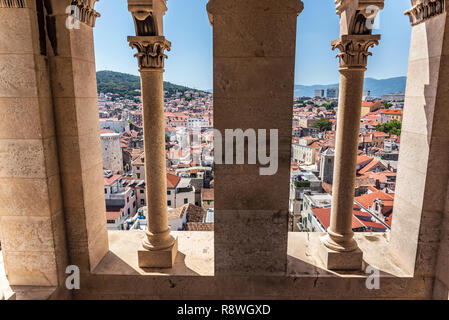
[324, 102, 337, 110]
[311, 118, 333, 132]
[383, 102, 393, 109]
[376, 119, 402, 136]
[294, 180, 311, 188]
[96, 70, 202, 97]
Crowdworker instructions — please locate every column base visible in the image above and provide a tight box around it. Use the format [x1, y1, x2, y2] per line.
[138, 237, 178, 268]
[319, 238, 363, 271]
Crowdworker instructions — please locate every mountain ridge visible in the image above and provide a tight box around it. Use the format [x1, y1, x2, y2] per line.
[96, 70, 201, 98]
[294, 76, 406, 97]
[97, 71, 406, 98]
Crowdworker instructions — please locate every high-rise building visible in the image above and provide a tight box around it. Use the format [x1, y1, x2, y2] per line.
[326, 87, 339, 99]
[314, 89, 325, 98]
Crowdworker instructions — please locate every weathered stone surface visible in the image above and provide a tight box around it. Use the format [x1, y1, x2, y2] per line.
[215, 210, 288, 275]
[212, 0, 298, 276]
[391, 7, 449, 283]
[319, 244, 363, 271]
[138, 237, 178, 268]
[73, 232, 432, 300]
[2, 250, 58, 286]
[0, 139, 47, 179]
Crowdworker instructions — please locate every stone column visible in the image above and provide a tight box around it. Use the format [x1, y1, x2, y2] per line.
[319, 0, 383, 270]
[390, 0, 449, 298]
[0, 0, 69, 295]
[44, 0, 109, 277]
[128, 1, 177, 268]
[207, 0, 303, 275]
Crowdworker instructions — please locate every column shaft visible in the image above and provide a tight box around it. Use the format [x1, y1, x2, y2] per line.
[127, 5, 177, 266]
[327, 69, 365, 251]
[319, 1, 383, 269]
[140, 70, 173, 250]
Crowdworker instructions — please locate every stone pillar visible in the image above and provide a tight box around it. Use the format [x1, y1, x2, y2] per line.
[45, 0, 109, 275]
[390, 0, 449, 298]
[0, 0, 69, 293]
[207, 0, 303, 275]
[319, 0, 383, 270]
[128, 0, 178, 268]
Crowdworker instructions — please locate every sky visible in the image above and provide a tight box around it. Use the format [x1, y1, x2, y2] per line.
[93, 0, 412, 90]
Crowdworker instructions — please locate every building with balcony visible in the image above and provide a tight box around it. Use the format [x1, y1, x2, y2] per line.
[104, 172, 137, 230]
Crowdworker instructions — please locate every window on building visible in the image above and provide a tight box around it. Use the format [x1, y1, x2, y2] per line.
[140, 199, 145, 205]
[168, 200, 172, 206]
[167, 190, 171, 195]
[184, 198, 188, 204]
[140, 190, 144, 194]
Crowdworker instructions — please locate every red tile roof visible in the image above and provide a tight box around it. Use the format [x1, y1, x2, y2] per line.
[106, 206, 122, 220]
[379, 109, 403, 115]
[312, 208, 364, 230]
[185, 222, 214, 231]
[357, 155, 373, 166]
[201, 188, 214, 201]
[104, 174, 122, 186]
[372, 131, 390, 138]
[358, 160, 386, 175]
[362, 171, 396, 183]
[100, 129, 114, 134]
[167, 173, 181, 188]
[361, 220, 387, 230]
[355, 190, 394, 215]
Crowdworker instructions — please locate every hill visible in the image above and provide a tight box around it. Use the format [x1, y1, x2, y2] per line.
[96, 71, 197, 98]
[294, 76, 406, 98]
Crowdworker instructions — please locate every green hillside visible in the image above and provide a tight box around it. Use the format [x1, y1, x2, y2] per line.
[96, 70, 195, 98]
[294, 76, 407, 98]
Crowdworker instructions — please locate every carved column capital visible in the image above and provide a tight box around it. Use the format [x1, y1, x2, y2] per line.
[405, 0, 446, 26]
[128, 36, 171, 71]
[71, 0, 101, 27]
[332, 34, 380, 70]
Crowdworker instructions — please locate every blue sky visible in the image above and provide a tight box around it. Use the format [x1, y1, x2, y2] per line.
[94, 0, 412, 90]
